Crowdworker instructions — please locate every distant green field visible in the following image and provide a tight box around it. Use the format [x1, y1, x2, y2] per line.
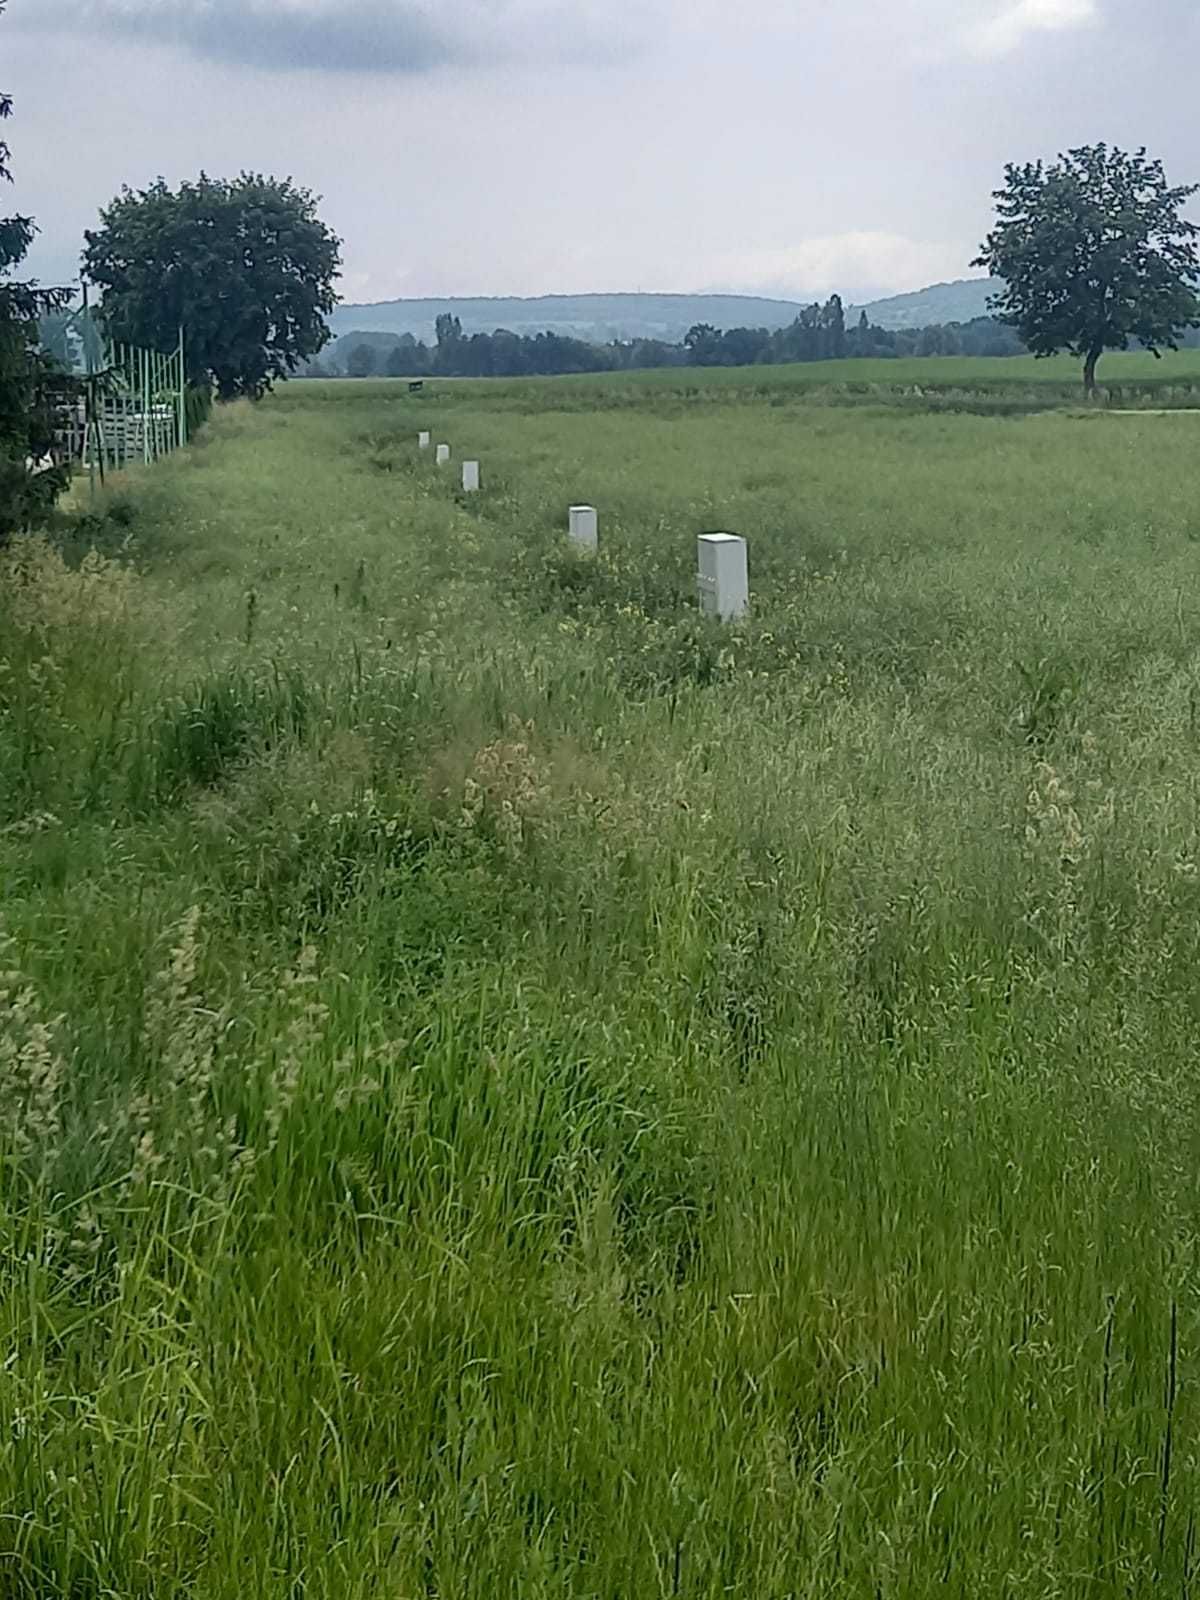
[305, 347, 1200, 416]
[6, 367, 1200, 1595]
[585, 345, 1200, 390]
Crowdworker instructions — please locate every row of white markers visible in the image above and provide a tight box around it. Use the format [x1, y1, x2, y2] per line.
[417, 430, 749, 621]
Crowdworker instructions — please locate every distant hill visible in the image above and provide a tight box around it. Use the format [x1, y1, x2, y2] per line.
[329, 280, 999, 346]
[852, 279, 998, 329]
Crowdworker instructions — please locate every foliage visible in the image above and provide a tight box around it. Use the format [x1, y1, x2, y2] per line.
[0, 1, 71, 543]
[345, 341, 376, 379]
[185, 382, 213, 437]
[83, 172, 342, 400]
[435, 311, 463, 349]
[976, 143, 1200, 391]
[317, 307, 1024, 381]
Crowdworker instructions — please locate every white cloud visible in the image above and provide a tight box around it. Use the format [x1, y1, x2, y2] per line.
[966, 0, 1099, 58]
[705, 232, 969, 301]
[10, 0, 1167, 308]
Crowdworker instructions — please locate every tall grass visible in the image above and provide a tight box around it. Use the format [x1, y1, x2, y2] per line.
[4, 369, 1200, 1595]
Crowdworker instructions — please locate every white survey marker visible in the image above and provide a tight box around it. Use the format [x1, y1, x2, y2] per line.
[435, 444, 450, 465]
[697, 533, 749, 621]
[418, 431, 431, 450]
[462, 460, 480, 492]
[569, 505, 598, 550]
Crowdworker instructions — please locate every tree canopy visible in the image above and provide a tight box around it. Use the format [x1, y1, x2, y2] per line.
[319, 307, 1024, 381]
[346, 342, 377, 379]
[975, 144, 1200, 392]
[0, 0, 70, 542]
[83, 173, 342, 400]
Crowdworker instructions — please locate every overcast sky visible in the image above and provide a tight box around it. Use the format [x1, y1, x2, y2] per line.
[5, 0, 1198, 306]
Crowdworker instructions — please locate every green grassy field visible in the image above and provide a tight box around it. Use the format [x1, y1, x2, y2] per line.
[5, 364, 1200, 1596]
[389, 347, 1200, 411]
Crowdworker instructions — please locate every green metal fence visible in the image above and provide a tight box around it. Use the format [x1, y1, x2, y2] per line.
[83, 335, 189, 478]
[40, 288, 190, 486]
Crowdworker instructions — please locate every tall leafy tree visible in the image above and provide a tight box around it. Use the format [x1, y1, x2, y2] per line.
[823, 294, 847, 360]
[683, 323, 721, 365]
[717, 326, 769, 366]
[346, 342, 376, 379]
[0, 0, 70, 543]
[975, 144, 1200, 393]
[83, 173, 342, 400]
[791, 306, 823, 363]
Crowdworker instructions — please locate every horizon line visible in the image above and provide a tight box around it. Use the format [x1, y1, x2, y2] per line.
[336, 277, 991, 311]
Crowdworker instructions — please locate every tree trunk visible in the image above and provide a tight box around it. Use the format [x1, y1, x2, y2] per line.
[1083, 348, 1101, 398]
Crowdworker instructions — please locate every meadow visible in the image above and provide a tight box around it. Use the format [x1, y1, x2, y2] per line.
[4, 353, 1200, 1596]
[430, 348, 1200, 411]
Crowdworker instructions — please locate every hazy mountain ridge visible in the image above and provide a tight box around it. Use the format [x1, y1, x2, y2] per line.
[329, 279, 999, 345]
[856, 279, 999, 328]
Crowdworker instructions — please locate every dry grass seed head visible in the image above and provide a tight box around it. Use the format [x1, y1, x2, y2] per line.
[0, 948, 66, 1162]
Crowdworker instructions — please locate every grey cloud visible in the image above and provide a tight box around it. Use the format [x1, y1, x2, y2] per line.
[11, 0, 637, 74]
[14, 0, 1200, 311]
[159, 4, 449, 73]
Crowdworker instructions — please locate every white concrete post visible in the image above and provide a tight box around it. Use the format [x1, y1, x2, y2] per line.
[418, 431, 431, 450]
[462, 460, 480, 493]
[569, 505, 598, 551]
[697, 533, 749, 622]
[435, 444, 450, 466]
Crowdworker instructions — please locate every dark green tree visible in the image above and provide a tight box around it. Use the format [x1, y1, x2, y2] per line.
[0, 1, 70, 543]
[975, 144, 1200, 394]
[794, 306, 823, 363]
[346, 342, 376, 379]
[488, 330, 527, 376]
[384, 344, 411, 378]
[432, 313, 464, 375]
[719, 326, 769, 366]
[683, 323, 722, 365]
[434, 313, 463, 347]
[83, 173, 342, 401]
[823, 294, 847, 360]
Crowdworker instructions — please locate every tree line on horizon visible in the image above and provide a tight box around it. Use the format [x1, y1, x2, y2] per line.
[321, 300, 1028, 381]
